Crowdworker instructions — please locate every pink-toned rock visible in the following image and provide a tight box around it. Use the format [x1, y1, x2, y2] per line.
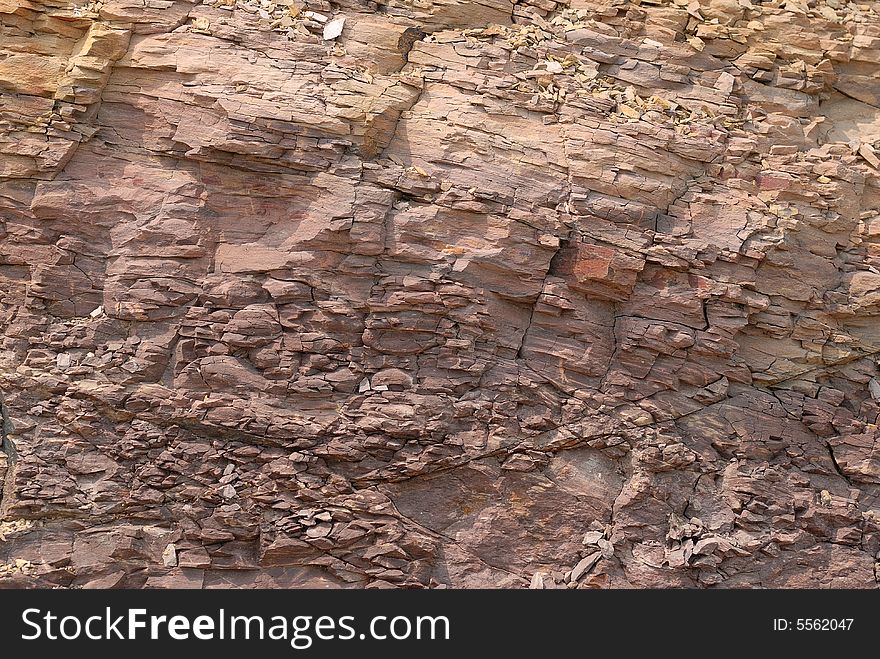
[566, 243, 646, 301]
[2, 0, 880, 590]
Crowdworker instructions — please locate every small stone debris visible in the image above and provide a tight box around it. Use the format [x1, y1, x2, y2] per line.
[191, 17, 211, 34]
[869, 378, 880, 401]
[0, 519, 33, 542]
[582, 531, 604, 545]
[597, 538, 615, 558]
[545, 60, 564, 74]
[120, 359, 140, 373]
[667, 513, 704, 543]
[162, 544, 178, 567]
[618, 103, 641, 120]
[570, 552, 601, 582]
[303, 10, 327, 22]
[529, 572, 547, 589]
[0, 559, 34, 576]
[305, 522, 332, 538]
[323, 16, 345, 41]
[858, 143, 880, 169]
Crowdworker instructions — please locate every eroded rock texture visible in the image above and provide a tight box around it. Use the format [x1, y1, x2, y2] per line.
[2, 0, 880, 588]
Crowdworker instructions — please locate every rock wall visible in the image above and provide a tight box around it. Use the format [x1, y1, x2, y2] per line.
[1, 0, 880, 588]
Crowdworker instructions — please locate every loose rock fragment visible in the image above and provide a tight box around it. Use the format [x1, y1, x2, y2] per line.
[323, 16, 345, 40]
[162, 544, 178, 567]
[571, 553, 602, 581]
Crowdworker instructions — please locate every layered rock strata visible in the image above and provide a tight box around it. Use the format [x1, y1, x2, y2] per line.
[1, 0, 880, 588]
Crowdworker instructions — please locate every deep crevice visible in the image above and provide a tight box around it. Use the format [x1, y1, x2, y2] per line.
[0, 393, 18, 514]
[825, 440, 853, 488]
[516, 238, 567, 360]
[0, 396, 15, 464]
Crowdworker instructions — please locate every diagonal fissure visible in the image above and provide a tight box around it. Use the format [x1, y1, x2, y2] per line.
[0, 392, 17, 515]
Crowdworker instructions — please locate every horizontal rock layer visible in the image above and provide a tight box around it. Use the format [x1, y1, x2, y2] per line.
[1, 0, 880, 588]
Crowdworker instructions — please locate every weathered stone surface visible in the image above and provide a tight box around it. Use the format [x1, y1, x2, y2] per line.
[1, 0, 880, 589]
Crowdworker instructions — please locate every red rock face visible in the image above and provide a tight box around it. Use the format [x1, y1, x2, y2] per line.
[565, 243, 645, 300]
[1, 0, 880, 589]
